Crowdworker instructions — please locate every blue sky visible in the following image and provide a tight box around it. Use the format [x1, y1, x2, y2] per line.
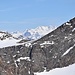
[0, 0, 75, 32]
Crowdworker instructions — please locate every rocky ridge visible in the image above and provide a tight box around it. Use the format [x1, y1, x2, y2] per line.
[0, 17, 75, 75]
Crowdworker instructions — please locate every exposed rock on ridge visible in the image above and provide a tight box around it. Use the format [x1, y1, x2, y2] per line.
[0, 17, 75, 75]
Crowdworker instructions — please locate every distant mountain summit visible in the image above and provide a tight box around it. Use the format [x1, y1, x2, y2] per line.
[23, 26, 55, 40]
[12, 26, 55, 40]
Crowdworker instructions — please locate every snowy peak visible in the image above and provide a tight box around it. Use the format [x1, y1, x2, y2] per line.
[23, 26, 55, 40]
[34, 26, 54, 35]
[11, 26, 55, 40]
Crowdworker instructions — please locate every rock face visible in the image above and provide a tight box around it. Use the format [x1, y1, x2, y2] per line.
[0, 31, 12, 40]
[0, 45, 31, 75]
[0, 17, 75, 75]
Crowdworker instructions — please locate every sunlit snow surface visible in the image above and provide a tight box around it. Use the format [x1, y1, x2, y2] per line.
[0, 38, 21, 48]
[34, 63, 75, 75]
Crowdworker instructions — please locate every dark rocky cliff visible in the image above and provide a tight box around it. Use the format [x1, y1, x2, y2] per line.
[0, 17, 75, 75]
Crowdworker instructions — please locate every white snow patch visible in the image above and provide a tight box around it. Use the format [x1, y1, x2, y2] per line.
[40, 45, 45, 48]
[14, 57, 31, 67]
[66, 22, 71, 25]
[70, 26, 73, 28]
[7, 61, 10, 64]
[70, 34, 72, 35]
[13, 55, 16, 58]
[64, 36, 68, 39]
[28, 71, 30, 74]
[72, 28, 75, 32]
[14, 60, 18, 67]
[17, 57, 31, 62]
[17, 51, 20, 53]
[40, 41, 54, 45]
[62, 44, 75, 57]
[34, 63, 75, 75]
[52, 56, 57, 58]
[25, 42, 31, 47]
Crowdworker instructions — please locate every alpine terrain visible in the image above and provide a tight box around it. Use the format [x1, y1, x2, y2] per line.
[12, 26, 55, 40]
[0, 17, 75, 75]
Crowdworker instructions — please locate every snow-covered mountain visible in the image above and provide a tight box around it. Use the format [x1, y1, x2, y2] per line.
[0, 26, 55, 48]
[23, 26, 55, 40]
[12, 26, 55, 40]
[0, 18, 75, 75]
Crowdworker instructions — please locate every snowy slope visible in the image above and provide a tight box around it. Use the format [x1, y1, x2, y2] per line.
[34, 63, 75, 75]
[0, 37, 22, 48]
[0, 31, 23, 48]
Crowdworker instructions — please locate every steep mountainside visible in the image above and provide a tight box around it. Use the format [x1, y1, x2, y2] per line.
[32, 17, 75, 72]
[0, 18, 75, 75]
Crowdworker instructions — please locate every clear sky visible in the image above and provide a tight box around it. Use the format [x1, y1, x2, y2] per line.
[0, 0, 75, 32]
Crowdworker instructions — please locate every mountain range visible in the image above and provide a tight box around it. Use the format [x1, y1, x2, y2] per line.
[0, 26, 55, 48]
[0, 17, 75, 75]
[12, 26, 56, 40]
